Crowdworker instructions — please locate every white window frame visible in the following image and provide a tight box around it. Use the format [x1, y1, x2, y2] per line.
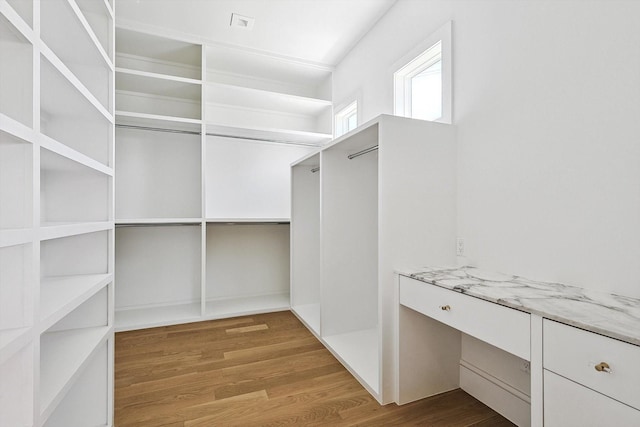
[334, 100, 358, 138]
[393, 21, 452, 124]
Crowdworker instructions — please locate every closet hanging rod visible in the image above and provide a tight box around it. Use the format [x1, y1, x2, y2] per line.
[205, 132, 320, 147]
[115, 222, 202, 228]
[347, 145, 378, 160]
[115, 124, 321, 147]
[310, 167, 320, 173]
[115, 124, 201, 136]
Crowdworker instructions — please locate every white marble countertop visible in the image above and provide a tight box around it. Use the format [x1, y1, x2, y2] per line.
[400, 266, 640, 347]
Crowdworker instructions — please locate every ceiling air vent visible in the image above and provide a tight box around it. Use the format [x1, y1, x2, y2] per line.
[230, 13, 255, 30]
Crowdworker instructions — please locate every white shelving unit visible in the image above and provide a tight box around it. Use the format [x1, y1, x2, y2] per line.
[290, 115, 457, 404]
[113, 26, 325, 331]
[0, 1, 115, 426]
[205, 44, 333, 145]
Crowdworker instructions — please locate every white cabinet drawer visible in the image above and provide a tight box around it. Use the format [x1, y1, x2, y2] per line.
[399, 276, 530, 360]
[543, 319, 640, 410]
[544, 370, 640, 426]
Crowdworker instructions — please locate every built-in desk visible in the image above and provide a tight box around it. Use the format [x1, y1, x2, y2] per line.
[397, 267, 640, 427]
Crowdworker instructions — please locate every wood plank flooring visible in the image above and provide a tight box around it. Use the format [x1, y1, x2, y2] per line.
[115, 311, 515, 426]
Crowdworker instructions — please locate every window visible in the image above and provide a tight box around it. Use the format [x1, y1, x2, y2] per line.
[334, 100, 358, 138]
[393, 22, 451, 124]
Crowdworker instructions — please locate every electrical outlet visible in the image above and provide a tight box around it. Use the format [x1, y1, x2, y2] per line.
[522, 361, 531, 374]
[456, 238, 465, 256]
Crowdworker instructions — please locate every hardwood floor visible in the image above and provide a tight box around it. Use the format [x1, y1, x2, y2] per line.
[115, 311, 515, 426]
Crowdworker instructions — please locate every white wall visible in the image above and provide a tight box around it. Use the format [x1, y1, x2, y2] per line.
[334, 0, 640, 299]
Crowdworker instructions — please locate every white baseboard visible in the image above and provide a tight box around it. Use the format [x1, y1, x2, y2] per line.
[460, 361, 531, 427]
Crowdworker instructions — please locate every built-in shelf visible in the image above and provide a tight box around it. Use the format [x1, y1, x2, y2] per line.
[115, 26, 202, 79]
[206, 293, 289, 318]
[39, 221, 113, 241]
[40, 274, 112, 332]
[40, 0, 112, 109]
[116, 218, 202, 226]
[207, 122, 330, 146]
[39, 134, 113, 175]
[117, 67, 201, 96]
[41, 55, 112, 165]
[0, 228, 33, 248]
[1, 1, 114, 424]
[206, 81, 330, 116]
[40, 326, 111, 422]
[0, 327, 32, 365]
[0, 10, 33, 128]
[205, 218, 290, 224]
[0, 113, 36, 144]
[115, 303, 201, 332]
[116, 110, 202, 132]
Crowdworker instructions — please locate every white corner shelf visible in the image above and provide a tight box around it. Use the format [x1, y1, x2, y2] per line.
[115, 303, 201, 332]
[39, 221, 113, 241]
[206, 122, 331, 146]
[40, 274, 112, 333]
[0, 326, 32, 365]
[39, 326, 111, 422]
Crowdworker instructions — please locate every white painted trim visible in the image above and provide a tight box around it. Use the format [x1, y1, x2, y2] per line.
[460, 362, 531, 427]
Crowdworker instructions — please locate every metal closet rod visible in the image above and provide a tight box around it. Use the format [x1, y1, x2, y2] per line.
[348, 145, 378, 160]
[115, 124, 320, 147]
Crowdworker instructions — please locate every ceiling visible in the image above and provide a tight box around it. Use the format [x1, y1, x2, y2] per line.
[115, 0, 397, 67]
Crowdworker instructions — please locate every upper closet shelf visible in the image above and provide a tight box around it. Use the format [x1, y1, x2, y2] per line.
[115, 111, 202, 132]
[207, 123, 331, 146]
[206, 81, 331, 116]
[116, 68, 202, 100]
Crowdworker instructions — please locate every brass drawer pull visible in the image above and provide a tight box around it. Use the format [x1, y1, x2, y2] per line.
[440, 305, 451, 311]
[595, 362, 612, 373]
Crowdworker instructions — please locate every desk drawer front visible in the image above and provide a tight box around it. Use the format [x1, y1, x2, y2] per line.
[543, 319, 640, 410]
[544, 370, 640, 426]
[399, 276, 530, 360]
